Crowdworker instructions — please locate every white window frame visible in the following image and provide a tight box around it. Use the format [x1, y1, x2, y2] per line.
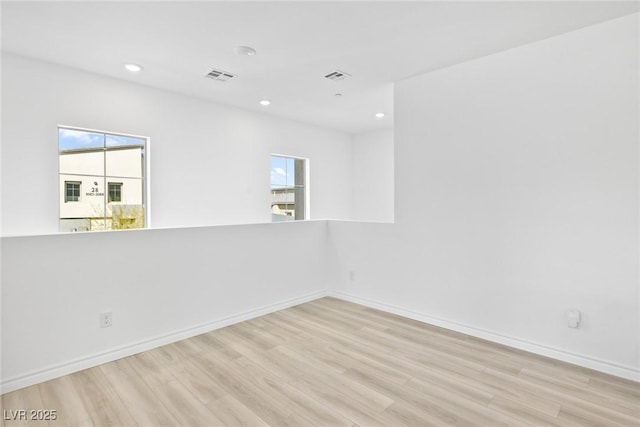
[64, 181, 81, 203]
[270, 153, 310, 221]
[58, 125, 151, 230]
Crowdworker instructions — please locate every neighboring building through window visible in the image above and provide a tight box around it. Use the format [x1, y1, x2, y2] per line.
[270, 155, 307, 221]
[58, 127, 147, 232]
[65, 181, 81, 202]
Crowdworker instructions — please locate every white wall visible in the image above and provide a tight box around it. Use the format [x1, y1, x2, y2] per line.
[352, 129, 394, 222]
[1, 221, 329, 391]
[0, 53, 354, 391]
[330, 14, 640, 378]
[1, 53, 354, 236]
[2, 14, 639, 392]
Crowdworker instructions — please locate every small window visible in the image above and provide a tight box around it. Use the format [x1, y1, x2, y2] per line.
[271, 155, 307, 221]
[108, 182, 122, 202]
[65, 181, 81, 202]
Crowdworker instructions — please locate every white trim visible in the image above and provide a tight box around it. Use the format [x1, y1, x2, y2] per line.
[0, 290, 329, 394]
[329, 291, 640, 383]
[3, 288, 637, 393]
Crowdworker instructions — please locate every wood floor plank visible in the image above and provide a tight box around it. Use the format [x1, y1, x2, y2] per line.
[37, 376, 91, 427]
[145, 379, 225, 427]
[104, 370, 180, 426]
[189, 353, 294, 425]
[206, 395, 270, 427]
[68, 367, 137, 427]
[266, 345, 395, 413]
[3, 297, 638, 427]
[166, 359, 228, 405]
[230, 357, 356, 427]
[289, 375, 402, 427]
[1, 385, 51, 427]
[487, 395, 570, 427]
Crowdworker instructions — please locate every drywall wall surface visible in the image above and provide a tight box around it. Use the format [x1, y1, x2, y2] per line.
[352, 129, 394, 222]
[330, 14, 639, 375]
[1, 53, 353, 236]
[1, 221, 328, 389]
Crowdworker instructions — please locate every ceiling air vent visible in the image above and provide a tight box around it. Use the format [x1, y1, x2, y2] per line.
[205, 68, 236, 82]
[324, 70, 351, 81]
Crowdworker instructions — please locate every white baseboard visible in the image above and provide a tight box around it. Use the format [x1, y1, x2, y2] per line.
[4, 288, 637, 393]
[1, 290, 329, 394]
[329, 291, 640, 382]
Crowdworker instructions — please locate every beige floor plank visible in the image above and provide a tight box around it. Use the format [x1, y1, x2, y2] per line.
[269, 345, 395, 413]
[406, 375, 494, 407]
[166, 359, 227, 405]
[236, 340, 310, 381]
[587, 376, 640, 403]
[476, 366, 639, 425]
[469, 368, 564, 418]
[232, 357, 355, 427]
[171, 336, 205, 357]
[145, 379, 225, 427]
[37, 376, 91, 427]
[146, 343, 189, 367]
[289, 375, 403, 427]
[259, 314, 307, 341]
[206, 395, 270, 427]
[383, 399, 466, 427]
[127, 352, 177, 389]
[68, 367, 137, 427]
[189, 353, 294, 425]
[371, 325, 525, 375]
[397, 373, 521, 426]
[557, 402, 634, 427]
[261, 341, 396, 414]
[276, 334, 351, 375]
[104, 370, 180, 426]
[1, 386, 51, 427]
[97, 357, 137, 378]
[189, 332, 243, 363]
[487, 395, 572, 427]
[344, 366, 512, 426]
[3, 297, 638, 426]
[289, 303, 369, 332]
[518, 367, 640, 420]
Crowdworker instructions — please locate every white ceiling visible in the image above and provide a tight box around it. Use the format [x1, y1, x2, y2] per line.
[2, 1, 638, 134]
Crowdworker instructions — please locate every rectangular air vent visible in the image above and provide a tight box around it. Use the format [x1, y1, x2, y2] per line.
[324, 70, 351, 81]
[205, 68, 236, 82]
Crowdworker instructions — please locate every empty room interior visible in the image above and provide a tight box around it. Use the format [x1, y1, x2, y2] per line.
[1, 1, 639, 426]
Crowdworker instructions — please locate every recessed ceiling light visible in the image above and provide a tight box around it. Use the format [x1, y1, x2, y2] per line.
[375, 112, 385, 119]
[260, 100, 271, 106]
[124, 63, 143, 73]
[235, 46, 257, 56]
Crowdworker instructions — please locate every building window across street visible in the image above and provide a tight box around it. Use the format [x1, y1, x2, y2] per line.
[108, 182, 122, 202]
[65, 181, 81, 202]
[270, 154, 307, 221]
[58, 127, 147, 232]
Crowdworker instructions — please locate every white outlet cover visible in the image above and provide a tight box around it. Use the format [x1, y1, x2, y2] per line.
[567, 310, 580, 328]
[100, 312, 113, 328]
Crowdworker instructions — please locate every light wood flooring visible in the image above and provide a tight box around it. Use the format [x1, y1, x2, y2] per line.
[2, 297, 639, 426]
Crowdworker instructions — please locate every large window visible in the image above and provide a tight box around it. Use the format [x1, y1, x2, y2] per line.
[270, 155, 307, 221]
[58, 127, 147, 232]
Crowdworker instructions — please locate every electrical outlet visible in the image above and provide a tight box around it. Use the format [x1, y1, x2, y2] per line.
[566, 310, 580, 328]
[349, 270, 356, 281]
[100, 312, 112, 328]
